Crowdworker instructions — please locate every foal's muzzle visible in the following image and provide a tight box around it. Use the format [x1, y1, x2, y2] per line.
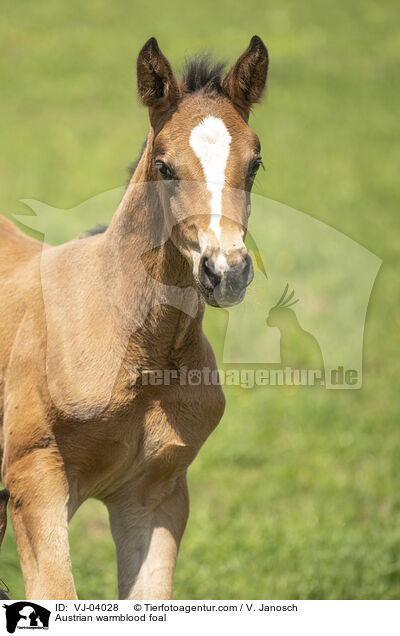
[197, 251, 254, 307]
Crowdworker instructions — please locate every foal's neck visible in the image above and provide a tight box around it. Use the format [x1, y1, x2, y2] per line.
[104, 130, 198, 327]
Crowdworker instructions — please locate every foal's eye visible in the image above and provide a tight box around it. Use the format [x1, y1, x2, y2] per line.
[155, 160, 175, 180]
[249, 156, 265, 178]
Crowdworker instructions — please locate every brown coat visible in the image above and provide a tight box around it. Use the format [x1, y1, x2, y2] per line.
[0, 35, 268, 599]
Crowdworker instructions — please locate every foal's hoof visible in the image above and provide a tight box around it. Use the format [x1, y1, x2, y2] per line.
[0, 490, 10, 504]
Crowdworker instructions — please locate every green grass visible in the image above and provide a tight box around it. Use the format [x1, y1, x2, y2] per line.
[1, 0, 399, 599]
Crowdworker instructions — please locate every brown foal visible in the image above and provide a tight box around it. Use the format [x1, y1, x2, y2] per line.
[0, 35, 268, 599]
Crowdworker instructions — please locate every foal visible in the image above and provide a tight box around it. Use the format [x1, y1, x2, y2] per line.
[0, 36, 268, 599]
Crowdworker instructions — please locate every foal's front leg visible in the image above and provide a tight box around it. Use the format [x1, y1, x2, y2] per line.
[4, 451, 77, 600]
[106, 474, 189, 599]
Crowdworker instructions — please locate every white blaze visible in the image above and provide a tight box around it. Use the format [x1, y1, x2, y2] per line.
[189, 116, 231, 247]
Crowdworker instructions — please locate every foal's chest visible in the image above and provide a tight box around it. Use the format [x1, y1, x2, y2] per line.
[69, 376, 224, 504]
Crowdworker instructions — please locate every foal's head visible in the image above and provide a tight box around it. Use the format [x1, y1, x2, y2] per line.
[136, 36, 268, 307]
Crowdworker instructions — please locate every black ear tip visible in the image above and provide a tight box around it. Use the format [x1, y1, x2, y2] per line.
[250, 35, 267, 53]
[147, 36, 158, 47]
[140, 37, 160, 54]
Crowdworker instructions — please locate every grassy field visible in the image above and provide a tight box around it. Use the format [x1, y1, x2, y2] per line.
[1, 0, 399, 599]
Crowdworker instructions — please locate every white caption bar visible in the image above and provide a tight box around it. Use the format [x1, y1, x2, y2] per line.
[1, 600, 398, 635]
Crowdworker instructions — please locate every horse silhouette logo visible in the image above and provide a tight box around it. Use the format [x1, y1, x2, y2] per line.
[3, 602, 50, 633]
[266, 284, 324, 374]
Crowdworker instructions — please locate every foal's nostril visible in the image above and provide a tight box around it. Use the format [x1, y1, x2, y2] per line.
[242, 253, 254, 287]
[199, 256, 222, 289]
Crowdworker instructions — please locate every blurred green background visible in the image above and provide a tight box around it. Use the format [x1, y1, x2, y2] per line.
[0, 0, 399, 599]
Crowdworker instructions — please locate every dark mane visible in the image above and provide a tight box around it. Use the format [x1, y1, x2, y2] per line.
[180, 55, 226, 95]
[79, 223, 108, 238]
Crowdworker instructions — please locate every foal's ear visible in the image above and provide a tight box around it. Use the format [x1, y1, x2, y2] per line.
[222, 35, 269, 121]
[137, 37, 180, 122]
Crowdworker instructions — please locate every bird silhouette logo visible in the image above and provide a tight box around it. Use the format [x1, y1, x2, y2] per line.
[266, 284, 324, 376]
